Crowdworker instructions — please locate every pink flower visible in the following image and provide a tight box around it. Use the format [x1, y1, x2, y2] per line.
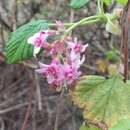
[69, 54, 85, 69]
[67, 38, 88, 54]
[36, 60, 81, 86]
[36, 60, 64, 86]
[63, 64, 81, 85]
[50, 41, 65, 56]
[28, 30, 56, 56]
[66, 38, 88, 69]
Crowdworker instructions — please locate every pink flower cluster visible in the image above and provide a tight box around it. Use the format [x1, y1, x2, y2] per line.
[28, 27, 88, 87]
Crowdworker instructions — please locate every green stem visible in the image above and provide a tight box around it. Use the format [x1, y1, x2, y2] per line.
[49, 15, 99, 27]
[48, 23, 73, 27]
[98, 0, 105, 15]
[48, 14, 117, 38]
[48, 0, 119, 38]
[65, 15, 100, 36]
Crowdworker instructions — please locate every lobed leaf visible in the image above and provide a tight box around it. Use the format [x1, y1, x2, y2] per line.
[71, 74, 130, 128]
[109, 119, 130, 130]
[80, 124, 101, 130]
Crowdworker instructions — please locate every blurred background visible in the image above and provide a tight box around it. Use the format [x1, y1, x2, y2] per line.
[0, 0, 121, 130]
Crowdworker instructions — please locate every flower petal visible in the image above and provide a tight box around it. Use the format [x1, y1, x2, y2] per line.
[33, 47, 41, 56]
[47, 75, 55, 84]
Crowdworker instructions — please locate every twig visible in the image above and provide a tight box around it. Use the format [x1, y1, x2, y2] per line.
[20, 71, 35, 130]
[121, 1, 130, 81]
[1, 77, 25, 94]
[0, 2, 12, 31]
[0, 118, 4, 130]
[34, 72, 42, 111]
[11, 0, 17, 31]
[91, 42, 106, 53]
[0, 102, 34, 114]
[70, 9, 74, 23]
[59, 108, 78, 129]
[0, 88, 28, 108]
[72, 116, 76, 130]
[44, 99, 53, 127]
[32, 102, 36, 130]
[82, 64, 97, 71]
[54, 88, 64, 130]
[69, 9, 75, 36]
[123, 27, 129, 81]
[0, 15, 5, 46]
[34, 57, 43, 111]
[21, 61, 37, 69]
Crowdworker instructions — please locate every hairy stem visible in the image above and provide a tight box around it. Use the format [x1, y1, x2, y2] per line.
[65, 15, 101, 36]
[48, 15, 101, 27]
[97, 0, 104, 15]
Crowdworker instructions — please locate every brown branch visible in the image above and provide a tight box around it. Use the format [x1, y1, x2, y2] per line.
[20, 102, 32, 130]
[0, 22, 5, 46]
[123, 27, 129, 81]
[0, 14, 12, 31]
[54, 88, 64, 130]
[20, 71, 35, 130]
[121, 1, 130, 81]
[0, 2, 12, 31]
[0, 102, 32, 114]
[10, 0, 17, 31]
[34, 72, 42, 111]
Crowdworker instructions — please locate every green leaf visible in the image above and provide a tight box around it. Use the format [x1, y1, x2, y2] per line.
[103, 0, 112, 6]
[69, 0, 90, 9]
[71, 74, 130, 128]
[116, 0, 128, 5]
[80, 124, 101, 130]
[5, 20, 48, 64]
[109, 119, 130, 130]
[106, 19, 121, 35]
[106, 49, 119, 62]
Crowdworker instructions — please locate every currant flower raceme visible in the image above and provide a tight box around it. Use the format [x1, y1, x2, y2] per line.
[27, 30, 56, 56]
[35, 36, 88, 87]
